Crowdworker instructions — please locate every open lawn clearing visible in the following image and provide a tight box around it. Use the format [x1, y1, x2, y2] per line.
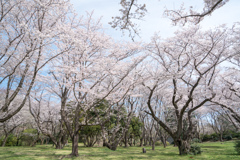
[0, 141, 239, 160]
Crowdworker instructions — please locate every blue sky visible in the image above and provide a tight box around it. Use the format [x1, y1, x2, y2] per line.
[70, 0, 240, 42]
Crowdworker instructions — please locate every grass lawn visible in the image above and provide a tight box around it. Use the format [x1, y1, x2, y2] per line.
[0, 141, 239, 160]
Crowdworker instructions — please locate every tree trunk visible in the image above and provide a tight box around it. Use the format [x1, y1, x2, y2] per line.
[105, 142, 118, 151]
[128, 136, 133, 146]
[1, 134, 9, 147]
[219, 133, 223, 142]
[163, 140, 167, 148]
[103, 139, 106, 147]
[133, 137, 136, 146]
[30, 139, 39, 147]
[160, 136, 167, 148]
[140, 128, 145, 147]
[144, 137, 147, 146]
[70, 134, 79, 157]
[40, 139, 44, 145]
[16, 137, 21, 146]
[31, 132, 40, 147]
[62, 133, 68, 147]
[140, 138, 143, 147]
[45, 138, 49, 144]
[124, 132, 128, 147]
[152, 141, 155, 150]
[176, 139, 190, 155]
[55, 141, 63, 149]
[149, 137, 152, 146]
[119, 141, 123, 146]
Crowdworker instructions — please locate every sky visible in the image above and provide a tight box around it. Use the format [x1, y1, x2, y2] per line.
[70, 0, 240, 42]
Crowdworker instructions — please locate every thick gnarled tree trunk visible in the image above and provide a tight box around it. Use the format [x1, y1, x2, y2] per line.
[176, 139, 190, 155]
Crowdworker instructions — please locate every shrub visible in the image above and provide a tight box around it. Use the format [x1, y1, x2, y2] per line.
[202, 134, 211, 142]
[223, 135, 232, 141]
[209, 133, 219, 141]
[234, 141, 240, 155]
[232, 132, 240, 139]
[0, 134, 18, 146]
[6, 134, 18, 146]
[192, 138, 200, 143]
[155, 141, 170, 146]
[155, 141, 161, 146]
[189, 144, 202, 155]
[21, 129, 38, 146]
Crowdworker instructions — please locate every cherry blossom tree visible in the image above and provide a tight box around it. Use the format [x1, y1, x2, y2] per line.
[138, 24, 236, 155]
[0, 0, 76, 122]
[165, 0, 230, 25]
[0, 114, 23, 147]
[100, 96, 138, 150]
[210, 67, 240, 126]
[111, 0, 230, 38]
[41, 11, 146, 156]
[28, 89, 68, 149]
[207, 108, 236, 141]
[210, 23, 240, 126]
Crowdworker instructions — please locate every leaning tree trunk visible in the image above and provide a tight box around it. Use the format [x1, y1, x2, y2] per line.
[31, 132, 40, 147]
[1, 134, 9, 147]
[105, 141, 118, 151]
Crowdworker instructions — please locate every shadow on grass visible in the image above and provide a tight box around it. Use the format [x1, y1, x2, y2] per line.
[224, 153, 239, 155]
[202, 146, 222, 148]
[0, 154, 32, 160]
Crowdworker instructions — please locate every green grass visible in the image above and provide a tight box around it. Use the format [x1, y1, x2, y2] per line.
[0, 141, 239, 160]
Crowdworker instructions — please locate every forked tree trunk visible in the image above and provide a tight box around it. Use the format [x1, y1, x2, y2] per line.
[40, 139, 44, 145]
[160, 136, 167, 148]
[55, 141, 63, 149]
[46, 138, 49, 144]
